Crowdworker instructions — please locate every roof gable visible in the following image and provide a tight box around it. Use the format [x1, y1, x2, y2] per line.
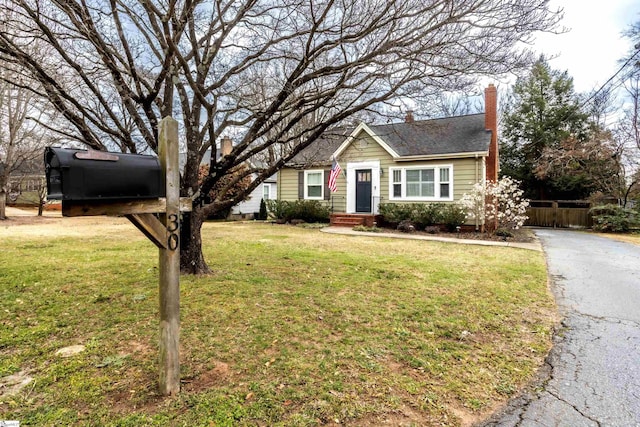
[332, 123, 399, 159]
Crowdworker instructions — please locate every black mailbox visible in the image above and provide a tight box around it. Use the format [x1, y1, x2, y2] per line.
[44, 147, 165, 201]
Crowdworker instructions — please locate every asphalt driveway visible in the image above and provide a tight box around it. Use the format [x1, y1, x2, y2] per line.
[482, 229, 640, 426]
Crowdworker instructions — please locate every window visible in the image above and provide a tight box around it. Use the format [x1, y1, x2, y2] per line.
[263, 183, 271, 200]
[392, 170, 402, 198]
[406, 169, 434, 197]
[440, 168, 450, 199]
[305, 170, 323, 199]
[389, 165, 453, 200]
[357, 170, 371, 182]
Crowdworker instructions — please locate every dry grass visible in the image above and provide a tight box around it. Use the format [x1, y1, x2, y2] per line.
[592, 231, 640, 246]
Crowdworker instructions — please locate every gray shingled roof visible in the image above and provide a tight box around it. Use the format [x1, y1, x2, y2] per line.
[370, 113, 490, 157]
[287, 127, 352, 167]
[288, 113, 491, 166]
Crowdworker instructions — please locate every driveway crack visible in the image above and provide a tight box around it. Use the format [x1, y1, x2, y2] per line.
[544, 389, 602, 426]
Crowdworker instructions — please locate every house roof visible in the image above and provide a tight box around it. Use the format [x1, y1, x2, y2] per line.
[368, 113, 490, 157]
[288, 113, 491, 166]
[287, 127, 352, 167]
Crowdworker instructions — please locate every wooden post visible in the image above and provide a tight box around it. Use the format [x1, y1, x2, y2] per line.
[158, 117, 180, 395]
[50, 128, 190, 396]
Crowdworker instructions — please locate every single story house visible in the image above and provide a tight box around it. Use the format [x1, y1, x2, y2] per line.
[277, 85, 499, 226]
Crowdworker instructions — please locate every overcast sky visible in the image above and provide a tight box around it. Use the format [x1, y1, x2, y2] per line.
[533, 0, 640, 93]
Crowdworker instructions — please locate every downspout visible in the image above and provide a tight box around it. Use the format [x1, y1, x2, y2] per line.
[475, 154, 480, 232]
[277, 170, 281, 200]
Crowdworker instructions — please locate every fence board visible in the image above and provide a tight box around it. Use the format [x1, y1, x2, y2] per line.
[525, 200, 592, 228]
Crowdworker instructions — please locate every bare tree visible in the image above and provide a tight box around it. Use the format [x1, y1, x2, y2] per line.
[0, 0, 560, 273]
[621, 78, 640, 151]
[0, 70, 49, 219]
[621, 20, 640, 80]
[423, 90, 484, 118]
[535, 130, 627, 201]
[587, 86, 620, 129]
[602, 20, 640, 206]
[613, 77, 640, 206]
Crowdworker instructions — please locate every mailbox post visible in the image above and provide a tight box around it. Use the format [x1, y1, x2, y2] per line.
[157, 117, 180, 395]
[44, 116, 187, 396]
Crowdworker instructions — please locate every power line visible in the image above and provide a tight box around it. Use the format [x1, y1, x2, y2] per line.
[580, 48, 640, 110]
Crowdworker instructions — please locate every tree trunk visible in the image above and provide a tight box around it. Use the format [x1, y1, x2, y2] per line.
[37, 185, 46, 216]
[0, 190, 6, 220]
[0, 170, 7, 219]
[180, 208, 212, 275]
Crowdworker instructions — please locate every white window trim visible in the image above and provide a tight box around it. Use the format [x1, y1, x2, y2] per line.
[388, 164, 454, 201]
[304, 169, 324, 200]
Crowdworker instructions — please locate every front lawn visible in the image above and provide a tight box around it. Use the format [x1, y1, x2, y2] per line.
[0, 217, 556, 426]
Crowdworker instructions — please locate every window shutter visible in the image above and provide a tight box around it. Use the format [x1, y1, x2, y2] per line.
[324, 169, 331, 200]
[298, 171, 304, 200]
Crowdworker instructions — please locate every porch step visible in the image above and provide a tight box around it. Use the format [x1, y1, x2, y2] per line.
[330, 214, 381, 228]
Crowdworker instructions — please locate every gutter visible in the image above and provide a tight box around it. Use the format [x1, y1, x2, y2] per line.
[394, 151, 488, 162]
[475, 154, 480, 231]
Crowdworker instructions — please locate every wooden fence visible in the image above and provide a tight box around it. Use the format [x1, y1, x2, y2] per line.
[525, 200, 593, 228]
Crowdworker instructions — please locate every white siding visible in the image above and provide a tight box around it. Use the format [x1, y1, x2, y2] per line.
[231, 181, 276, 215]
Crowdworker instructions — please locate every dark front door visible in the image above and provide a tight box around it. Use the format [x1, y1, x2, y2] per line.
[355, 169, 372, 213]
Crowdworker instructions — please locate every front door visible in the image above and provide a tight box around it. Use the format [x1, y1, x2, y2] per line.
[355, 169, 372, 213]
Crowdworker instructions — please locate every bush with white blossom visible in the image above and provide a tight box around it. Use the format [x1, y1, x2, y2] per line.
[460, 177, 529, 231]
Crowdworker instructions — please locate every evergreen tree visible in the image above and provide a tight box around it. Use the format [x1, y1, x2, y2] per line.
[258, 198, 268, 221]
[501, 57, 591, 199]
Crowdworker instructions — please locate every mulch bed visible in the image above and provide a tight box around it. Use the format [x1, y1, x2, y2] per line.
[377, 227, 536, 243]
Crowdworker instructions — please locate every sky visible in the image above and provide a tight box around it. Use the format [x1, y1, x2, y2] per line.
[532, 0, 640, 93]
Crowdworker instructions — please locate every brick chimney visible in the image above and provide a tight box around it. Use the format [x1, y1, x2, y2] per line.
[484, 84, 498, 181]
[221, 136, 233, 157]
[404, 110, 415, 123]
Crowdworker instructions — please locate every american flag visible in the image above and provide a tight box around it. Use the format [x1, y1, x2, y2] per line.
[328, 159, 342, 192]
